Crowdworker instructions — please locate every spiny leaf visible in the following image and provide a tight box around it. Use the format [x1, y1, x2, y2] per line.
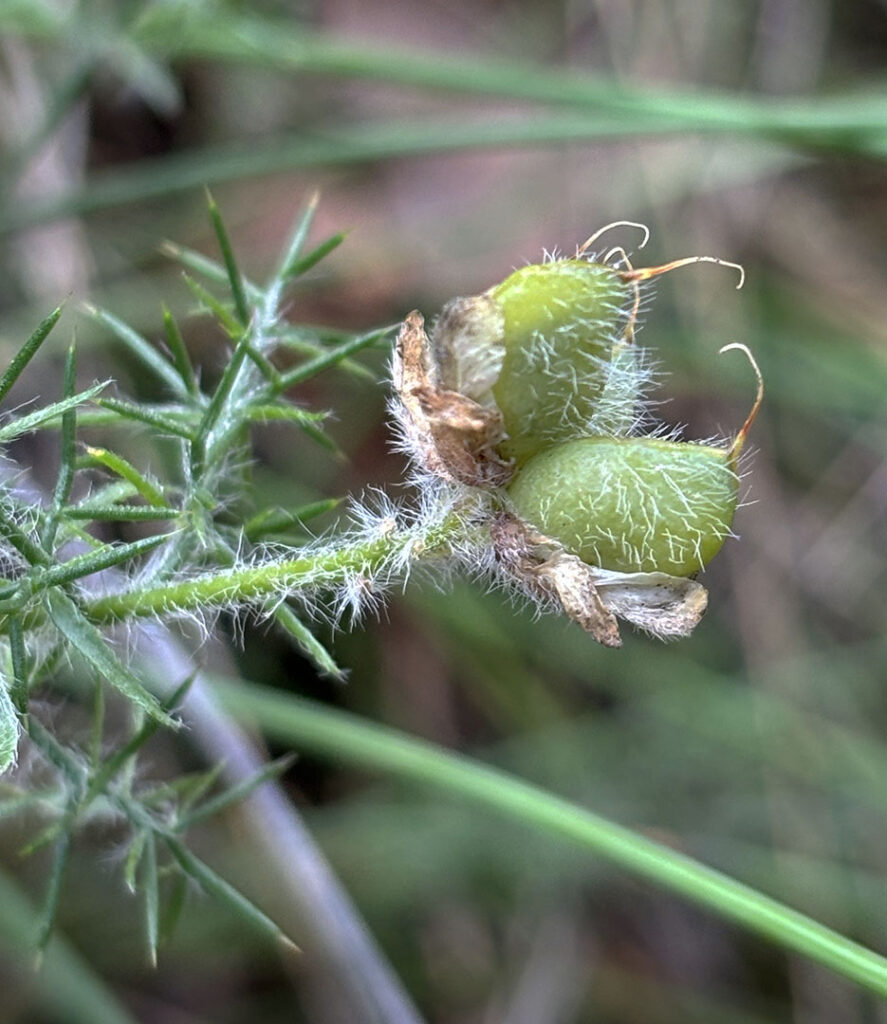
[94, 397, 196, 439]
[175, 754, 296, 831]
[143, 832, 159, 966]
[8, 617, 28, 714]
[161, 306, 200, 399]
[276, 330, 376, 381]
[281, 231, 345, 281]
[44, 591, 175, 727]
[268, 192, 318, 295]
[123, 830, 148, 894]
[0, 511, 50, 566]
[71, 479, 140, 511]
[85, 675, 193, 805]
[242, 343, 280, 385]
[83, 446, 171, 507]
[44, 341, 78, 549]
[36, 831, 71, 958]
[272, 603, 345, 681]
[244, 498, 341, 541]
[0, 382, 107, 443]
[157, 869, 187, 949]
[35, 533, 173, 591]
[175, 762, 224, 817]
[295, 420, 342, 456]
[162, 241, 261, 301]
[245, 404, 327, 425]
[85, 305, 190, 399]
[191, 330, 253, 471]
[63, 505, 177, 522]
[163, 836, 298, 952]
[275, 325, 392, 391]
[182, 274, 242, 338]
[206, 189, 251, 327]
[0, 306, 62, 405]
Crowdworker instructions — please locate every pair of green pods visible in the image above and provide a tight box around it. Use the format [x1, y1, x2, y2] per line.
[438, 252, 755, 578]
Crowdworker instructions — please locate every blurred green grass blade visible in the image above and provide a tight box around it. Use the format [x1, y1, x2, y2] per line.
[44, 591, 174, 728]
[0, 867, 140, 1024]
[163, 835, 298, 952]
[3, 63, 94, 183]
[0, 382, 106, 443]
[82, 445, 170, 507]
[0, 15, 881, 234]
[0, 116, 670, 232]
[276, 325, 392, 391]
[215, 677, 887, 998]
[136, 12, 887, 140]
[205, 190, 251, 327]
[0, 306, 62, 404]
[13, 4, 885, 145]
[85, 305, 190, 399]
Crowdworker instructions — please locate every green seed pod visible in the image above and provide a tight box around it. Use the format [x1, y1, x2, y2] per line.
[430, 227, 745, 469]
[507, 436, 738, 576]
[489, 260, 634, 461]
[433, 253, 637, 465]
[506, 344, 762, 577]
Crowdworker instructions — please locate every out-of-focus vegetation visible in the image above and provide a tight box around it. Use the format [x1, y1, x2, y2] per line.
[0, 1, 885, 1022]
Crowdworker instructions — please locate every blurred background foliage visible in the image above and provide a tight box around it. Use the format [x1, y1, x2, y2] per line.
[0, 1, 885, 1022]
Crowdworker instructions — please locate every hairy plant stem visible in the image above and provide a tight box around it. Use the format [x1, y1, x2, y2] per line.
[84, 510, 474, 623]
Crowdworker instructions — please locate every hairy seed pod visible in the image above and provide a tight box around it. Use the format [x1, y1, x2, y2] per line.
[506, 344, 762, 577]
[489, 261, 634, 461]
[433, 259, 634, 464]
[506, 436, 738, 576]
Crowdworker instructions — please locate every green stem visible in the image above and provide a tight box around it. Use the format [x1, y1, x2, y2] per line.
[214, 678, 887, 999]
[84, 513, 467, 623]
